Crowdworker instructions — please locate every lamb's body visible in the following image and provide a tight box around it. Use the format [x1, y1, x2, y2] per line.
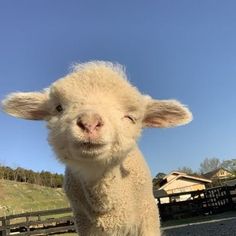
[2, 61, 192, 236]
[64, 147, 159, 235]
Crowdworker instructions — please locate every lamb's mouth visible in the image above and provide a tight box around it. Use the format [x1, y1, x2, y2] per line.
[73, 141, 107, 150]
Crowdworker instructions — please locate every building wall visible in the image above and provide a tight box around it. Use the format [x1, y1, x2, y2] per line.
[214, 169, 233, 179]
[164, 179, 206, 194]
[156, 174, 210, 203]
[158, 179, 206, 203]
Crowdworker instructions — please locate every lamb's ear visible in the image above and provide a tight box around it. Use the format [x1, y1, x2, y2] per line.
[143, 99, 192, 128]
[1, 91, 49, 120]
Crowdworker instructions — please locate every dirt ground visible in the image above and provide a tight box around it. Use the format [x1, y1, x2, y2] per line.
[162, 217, 236, 236]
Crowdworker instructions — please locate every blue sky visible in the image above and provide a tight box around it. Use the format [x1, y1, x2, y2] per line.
[0, 1, 236, 176]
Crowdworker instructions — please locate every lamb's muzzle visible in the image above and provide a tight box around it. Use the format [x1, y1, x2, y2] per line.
[76, 112, 104, 135]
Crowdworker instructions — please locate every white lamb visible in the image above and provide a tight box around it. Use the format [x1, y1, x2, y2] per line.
[2, 61, 192, 236]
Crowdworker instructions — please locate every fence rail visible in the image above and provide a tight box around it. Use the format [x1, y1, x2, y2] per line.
[156, 184, 236, 221]
[1, 185, 236, 235]
[0, 208, 76, 236]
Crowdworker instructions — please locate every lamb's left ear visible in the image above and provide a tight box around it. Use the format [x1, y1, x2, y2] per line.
[1, 91, 49, 120]
[143, 99, 192, 128]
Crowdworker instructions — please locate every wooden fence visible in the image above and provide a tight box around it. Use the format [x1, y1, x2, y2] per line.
[1, 185, 236, 235]
[156, 185, 236, 221]
[0, 208, 76, 236]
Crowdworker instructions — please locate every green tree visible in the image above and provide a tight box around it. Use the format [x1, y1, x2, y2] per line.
[152, 172, 166, 189]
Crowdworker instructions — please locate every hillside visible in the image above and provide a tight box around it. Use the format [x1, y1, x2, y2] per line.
[0, 179, 69, 216]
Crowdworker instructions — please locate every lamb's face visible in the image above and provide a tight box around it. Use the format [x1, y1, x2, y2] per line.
[46, 67, 146, 165]
[2, 61, 193, 167]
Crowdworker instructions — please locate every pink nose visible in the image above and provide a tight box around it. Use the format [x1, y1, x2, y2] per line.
[76, 113, 103, 134]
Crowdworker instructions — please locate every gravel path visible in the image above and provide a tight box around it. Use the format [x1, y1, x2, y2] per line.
[162, 217, 236, 236]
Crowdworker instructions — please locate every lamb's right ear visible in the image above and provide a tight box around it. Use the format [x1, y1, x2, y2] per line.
[1, 91, 49, 120]
[143, 99, 192, 128]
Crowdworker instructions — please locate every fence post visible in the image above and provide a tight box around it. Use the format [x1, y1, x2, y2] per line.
[1, 218, 10, 236]
[226, 186, 233, 209]
[26, 216, 30, 233]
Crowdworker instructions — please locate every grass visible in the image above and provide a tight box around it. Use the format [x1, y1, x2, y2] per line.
[0, 179, 70, 216]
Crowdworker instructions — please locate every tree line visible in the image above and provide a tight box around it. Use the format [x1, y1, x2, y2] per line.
[0, 165, 64, 188]
[178, 158, 236, 175]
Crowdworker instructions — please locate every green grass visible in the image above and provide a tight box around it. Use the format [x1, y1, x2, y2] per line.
[0, 179, 70, 216]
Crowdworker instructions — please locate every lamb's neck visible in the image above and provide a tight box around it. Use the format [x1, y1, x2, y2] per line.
[70, 159, 122, 186]
[69, 160, 123, 213]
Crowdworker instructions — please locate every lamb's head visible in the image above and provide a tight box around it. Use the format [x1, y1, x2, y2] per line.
[2, 61, 192, 167]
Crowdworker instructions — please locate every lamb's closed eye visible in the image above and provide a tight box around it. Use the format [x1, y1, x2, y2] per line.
[124, 115, 136, 124]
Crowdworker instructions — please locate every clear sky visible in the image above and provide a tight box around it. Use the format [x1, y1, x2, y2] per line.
[0, 1, 236, 176]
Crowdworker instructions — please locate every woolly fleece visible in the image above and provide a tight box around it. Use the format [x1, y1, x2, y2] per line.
[2, 61, 192, 236]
